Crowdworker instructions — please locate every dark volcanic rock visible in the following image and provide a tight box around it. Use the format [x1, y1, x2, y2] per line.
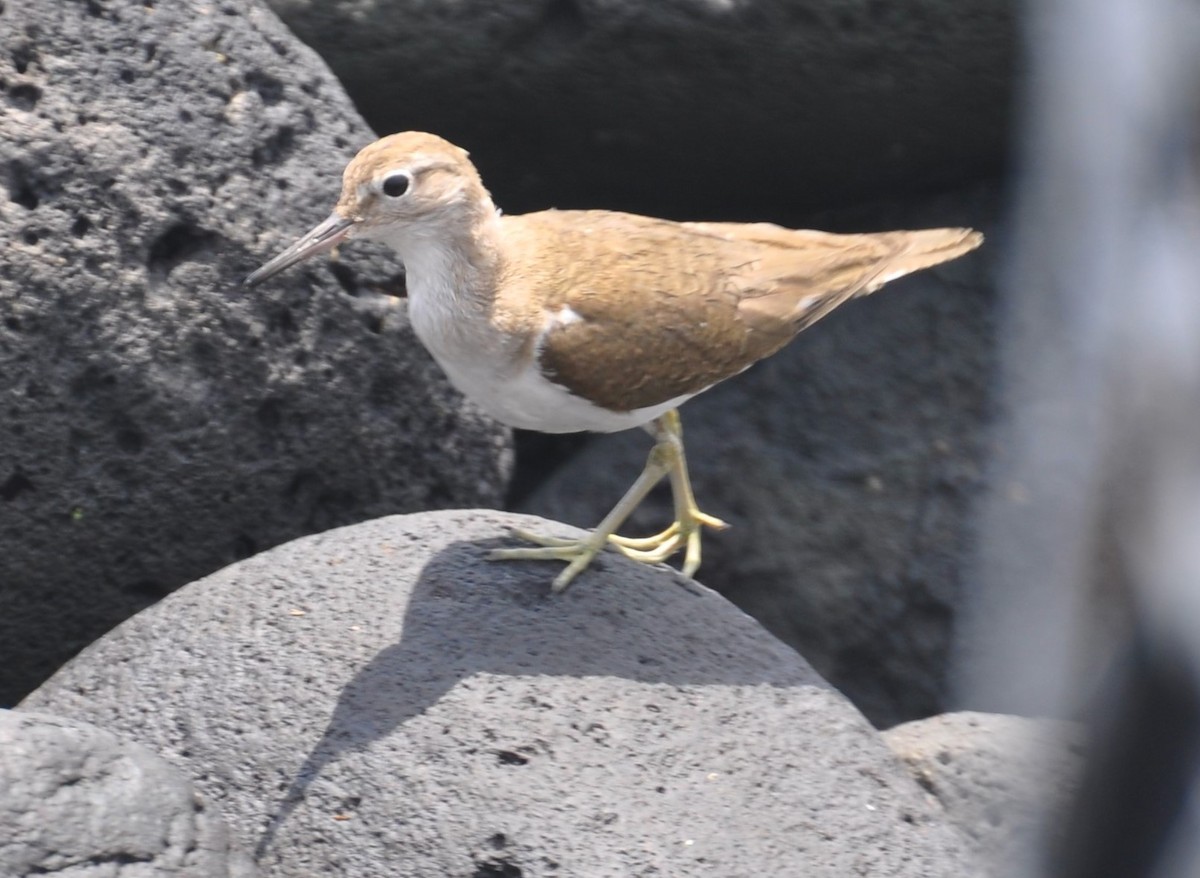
[23, 509, 979, 877]
[263, 0, 1015, 219]
[0, 0, 511, 705]
[519, 183, 999, 728]
[0, 709, 255, 877]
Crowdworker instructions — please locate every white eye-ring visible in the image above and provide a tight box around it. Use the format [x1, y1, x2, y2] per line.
[381, 171, 411, 198]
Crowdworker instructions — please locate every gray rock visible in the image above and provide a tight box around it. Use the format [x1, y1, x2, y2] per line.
[0, 0, 511, 705]
[263, 0, 1015, 219]
[0, 709, 255, 877]
[24, 509, 979, 877]
[520, 183, 999, 728]
[884, 711, 1084, 874]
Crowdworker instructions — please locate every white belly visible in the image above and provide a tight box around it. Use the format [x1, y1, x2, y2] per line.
[434, 351, 689, 434]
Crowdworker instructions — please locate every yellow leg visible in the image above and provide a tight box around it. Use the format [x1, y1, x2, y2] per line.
[489, 410, 728, 590]
[620, 409, 728, 577]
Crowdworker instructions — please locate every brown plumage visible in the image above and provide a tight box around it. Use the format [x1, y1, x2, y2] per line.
[496, 211, 982, 411]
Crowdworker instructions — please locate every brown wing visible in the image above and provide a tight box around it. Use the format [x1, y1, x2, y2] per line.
[497, 211, 980, 413]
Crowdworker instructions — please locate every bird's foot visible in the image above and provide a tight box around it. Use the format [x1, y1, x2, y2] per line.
[490, 409, 726, 592]
[608, 507, 729, 577]
[489, 528, 614, 593]
[490, 506, 728, 592]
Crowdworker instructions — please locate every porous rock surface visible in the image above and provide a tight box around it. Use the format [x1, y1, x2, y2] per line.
[0, 709, 255, 877]
[264, 0, 1015, 219]
[0, 0, 510, 705]
[885, 710, 1085, 875]
[520, 184, 999, 728]
[23, 509, 978, 877]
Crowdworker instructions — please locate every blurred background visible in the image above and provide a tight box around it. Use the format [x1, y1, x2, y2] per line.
[266, 0, 1014, 221]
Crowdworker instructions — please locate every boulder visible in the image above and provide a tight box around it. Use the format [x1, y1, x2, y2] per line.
[0, 709, 255, 877]
[885, 710, 1084, 874]
[24, 509, 979, 877]
[0, 0, 511, 705]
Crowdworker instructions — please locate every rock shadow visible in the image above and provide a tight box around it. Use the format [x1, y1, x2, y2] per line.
[255, 531, 822, 856]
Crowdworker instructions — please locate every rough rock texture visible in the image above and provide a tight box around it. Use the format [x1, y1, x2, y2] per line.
[263, 0, 1015, 219]
[0, 709, 256, 877]
[520, 184, 998, 728]
[24, 509, 979, 877]
[884, 711, 1085, 874]
[0, 0, 511, 705]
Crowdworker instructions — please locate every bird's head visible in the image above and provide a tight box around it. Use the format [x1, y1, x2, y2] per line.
[244, 131, 493, 286]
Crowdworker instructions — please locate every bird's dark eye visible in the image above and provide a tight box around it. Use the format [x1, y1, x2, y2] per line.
[381, 172, 411, 198]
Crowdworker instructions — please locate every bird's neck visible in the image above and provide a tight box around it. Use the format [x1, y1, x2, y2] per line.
[377, 202, 521, 374]
[385, 206, 504, 316]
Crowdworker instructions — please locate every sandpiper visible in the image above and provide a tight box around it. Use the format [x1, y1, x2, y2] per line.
[245, 132, 982, 591]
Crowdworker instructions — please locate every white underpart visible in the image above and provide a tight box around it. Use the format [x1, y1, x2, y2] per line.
[384, 228, 693, 434]
[492, 362, 694, 433]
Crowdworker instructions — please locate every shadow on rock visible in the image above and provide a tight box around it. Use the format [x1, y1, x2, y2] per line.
[257, 529, 820, 856]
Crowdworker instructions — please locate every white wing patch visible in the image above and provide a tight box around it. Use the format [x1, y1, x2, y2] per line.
[552, 304, 584, 327]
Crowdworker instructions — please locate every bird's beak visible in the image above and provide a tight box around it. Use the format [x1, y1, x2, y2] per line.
[242, 212, 359, 286]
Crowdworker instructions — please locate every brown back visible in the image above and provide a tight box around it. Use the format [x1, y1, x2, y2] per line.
[496, 210, 981, 412]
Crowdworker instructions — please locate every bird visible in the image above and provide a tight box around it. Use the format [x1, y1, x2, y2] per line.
[244, 131, 982, 592]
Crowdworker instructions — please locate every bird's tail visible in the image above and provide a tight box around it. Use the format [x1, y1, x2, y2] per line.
[866, 227, 984, 291]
